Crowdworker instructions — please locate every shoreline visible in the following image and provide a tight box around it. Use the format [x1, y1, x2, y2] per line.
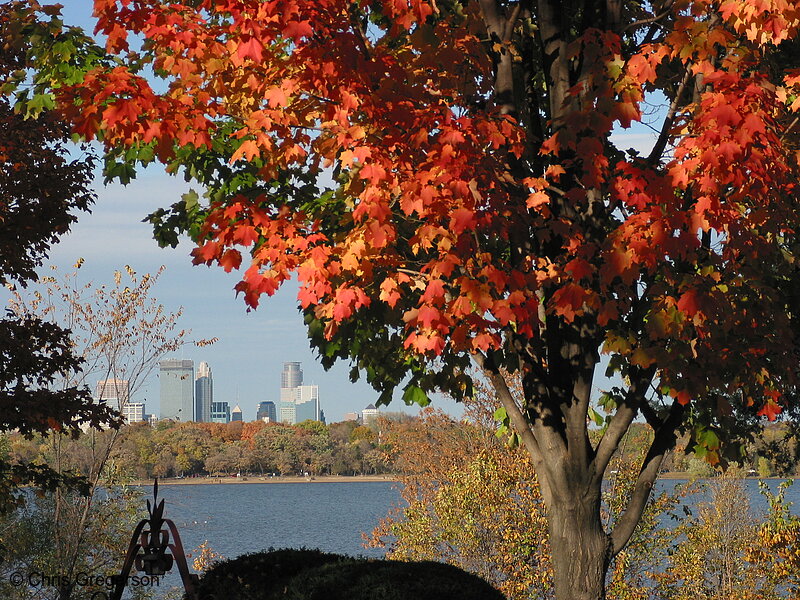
[132, 474, 399, 486]
[131, 473, 793, 486]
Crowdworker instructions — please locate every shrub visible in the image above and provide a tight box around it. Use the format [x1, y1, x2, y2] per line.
[195, 548, 348, 600]
[282, 558, 506, 600]
[193, 548, 506, 600]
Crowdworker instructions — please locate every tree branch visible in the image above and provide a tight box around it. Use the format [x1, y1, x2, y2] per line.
[502, 2, 522, 42]
[647, 65, 691, 165]
[623, 4, 673, 32]
[610, 399, 686, 555]
[480, 0, 522, 116]
[472, 351, 554, 504]
[591, 365, 655, 486]
[639, 397, 662, 429]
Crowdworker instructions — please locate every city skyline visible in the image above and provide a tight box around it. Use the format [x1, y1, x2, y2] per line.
[138, 359, 329, 425]
[94, 350, 462, 423]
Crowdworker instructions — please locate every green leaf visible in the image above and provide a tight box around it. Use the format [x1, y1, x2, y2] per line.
[587, 406, 604, 427]
[402, 384, 429, 407]
[597, 392, 617, 412]
[182, 189, 199, 211]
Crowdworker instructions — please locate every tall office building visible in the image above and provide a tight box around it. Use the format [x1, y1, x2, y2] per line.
[210, 401, 230, 423]
[195, 361, 213, 423]
[95, 378, 130, 411]
[295, 385, 320, 422]
[231, 404, 243, 422]
[279, 398, 296, 424]
[281, 362, 303, 388]
[159, 359, 194, 421]
[280, 362, 302, 424]
[257, 401, 277, 422]
[279, 362, 322, 424]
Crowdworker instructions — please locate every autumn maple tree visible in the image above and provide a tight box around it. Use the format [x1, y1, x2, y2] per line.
[9, 0, 800, 597]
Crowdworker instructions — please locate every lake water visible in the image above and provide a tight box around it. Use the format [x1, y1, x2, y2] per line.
[152, 481, 399, 560]
[129, 481, 397, 598]
[149, 478, 800, 559]
[128, 478, 800, 598]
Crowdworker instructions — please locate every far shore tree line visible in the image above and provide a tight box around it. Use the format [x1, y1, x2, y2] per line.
[4, 413, 800, 483]
[2, 417, 398, 481]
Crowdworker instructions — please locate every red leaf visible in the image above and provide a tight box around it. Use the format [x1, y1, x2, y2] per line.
[237, 37, 263, 63]
[417, 305, 439, 328]
[677, 289, 701, 316]
[219, 249, 242, 272]
[360, 163, 387, 184]
[676, 390, 691, 406]
[757, 400, 782, 421]
[449, 207, 475, 234]
[265, 86, 288, 108]
[552, 283, 586, 322]
[283, 20, 312, 42]
[380, 279, 401, 308]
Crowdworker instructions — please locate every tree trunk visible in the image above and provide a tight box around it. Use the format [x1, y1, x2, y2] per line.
[548, 495, 611, 600]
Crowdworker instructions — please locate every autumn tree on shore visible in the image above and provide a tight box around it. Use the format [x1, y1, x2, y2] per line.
[9, 1, 800, 598]
[0, 2, 117, 516]
[6, 264, 196, 600]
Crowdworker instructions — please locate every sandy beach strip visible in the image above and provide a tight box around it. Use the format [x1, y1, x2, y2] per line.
[131, 474, 399, 486]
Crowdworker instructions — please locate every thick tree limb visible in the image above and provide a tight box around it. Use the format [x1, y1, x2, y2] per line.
[647, 66, 691, 165]
[591, 366, 655, 487]
[480, 0, 523, 116]
[610, 399, 686, 555]
[639, 398, 663, 429]
[473, 351, 554, 504]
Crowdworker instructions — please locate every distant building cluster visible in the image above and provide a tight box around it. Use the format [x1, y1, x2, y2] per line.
[278, 362, 324, 425]
[95, 378, 147, 424]
[94, 361, 382, 426]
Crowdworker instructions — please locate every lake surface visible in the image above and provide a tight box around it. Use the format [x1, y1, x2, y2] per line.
[152, 481, 399, 560]
[130, 478, 800, 598]
[149, 478, 800, 561]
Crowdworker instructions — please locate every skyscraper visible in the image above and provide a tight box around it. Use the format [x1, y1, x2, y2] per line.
[281, 362, 303, 388]
[195, 361, 213, 423]
[278, 362, 322, 424]
[257, 401, 277, 422]
[231, 404, 243, 422]
[210, 401, 230, 423]
[95, 378, 130, 411]
[280, 362, 303, 424]
[159, 359, 194, 421]
[279, 396, 296, 424]
[295, 385, 320, 422]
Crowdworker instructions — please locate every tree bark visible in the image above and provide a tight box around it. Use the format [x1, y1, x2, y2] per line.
[548, 492, 611, 600]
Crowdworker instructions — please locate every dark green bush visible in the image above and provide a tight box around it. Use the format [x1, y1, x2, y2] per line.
[194, 548, 506, 600]
[195, 548, 348, 600]
[280, 557, 507, 600]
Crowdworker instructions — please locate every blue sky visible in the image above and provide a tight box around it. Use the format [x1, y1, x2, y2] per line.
[20, 4, 658, 422]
